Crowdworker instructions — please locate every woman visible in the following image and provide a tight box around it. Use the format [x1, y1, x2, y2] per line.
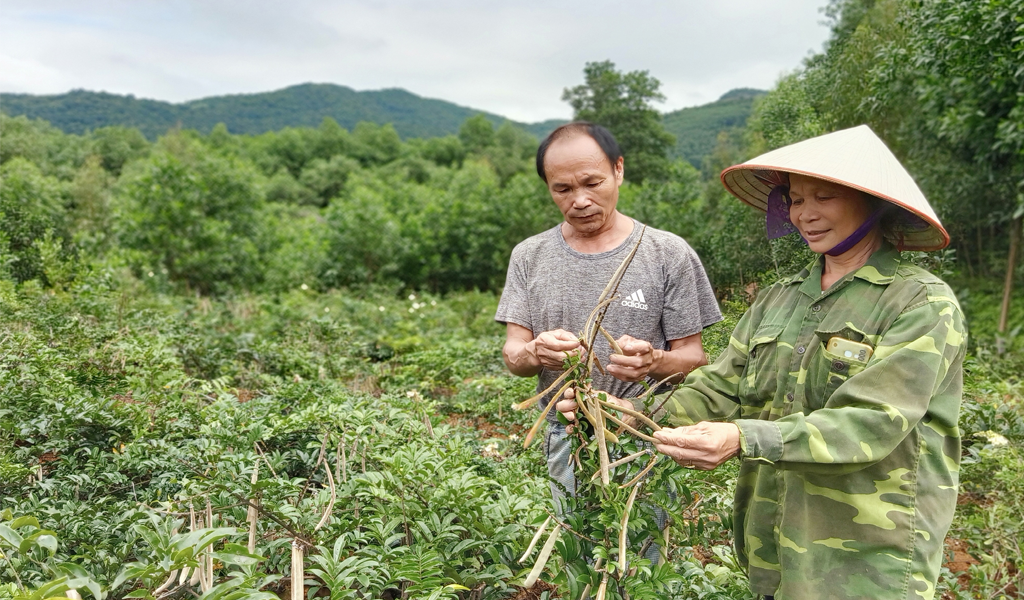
[559, 125, 966, 600]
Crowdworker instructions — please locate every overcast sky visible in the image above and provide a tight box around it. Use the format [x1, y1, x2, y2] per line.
[1, 1, 832, 123]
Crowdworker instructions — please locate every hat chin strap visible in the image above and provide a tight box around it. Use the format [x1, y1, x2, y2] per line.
[767, 185, 887, 255]
[824, 206, 886, 256]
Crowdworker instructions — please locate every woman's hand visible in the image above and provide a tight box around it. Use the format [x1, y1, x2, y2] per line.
[653, 422, 741, 470]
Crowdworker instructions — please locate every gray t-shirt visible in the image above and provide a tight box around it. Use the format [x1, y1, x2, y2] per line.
[495, 219, 722, 419]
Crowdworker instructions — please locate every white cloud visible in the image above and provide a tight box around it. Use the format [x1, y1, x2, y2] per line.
[0, 0, 831, 122]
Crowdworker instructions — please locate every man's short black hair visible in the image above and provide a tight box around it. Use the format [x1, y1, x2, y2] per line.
[535, 122, 623, 183]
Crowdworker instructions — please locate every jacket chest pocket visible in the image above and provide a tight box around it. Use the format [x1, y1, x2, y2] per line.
[740, 324, 785, 404]
[807, 325, 873, 410]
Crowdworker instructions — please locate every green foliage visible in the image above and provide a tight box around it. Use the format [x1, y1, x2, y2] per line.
[662, 90, 765, 167]
[459, 115, 496, 154]
[88, 127, 150, 175]
[563, 61, 676, 183]
[0, 158, 70, 284]
[117, 139, 266, 294]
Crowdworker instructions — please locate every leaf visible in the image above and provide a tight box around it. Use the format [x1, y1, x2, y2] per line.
[9, 516, 41, 530]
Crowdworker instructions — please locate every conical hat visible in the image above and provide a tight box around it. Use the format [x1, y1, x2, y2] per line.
[720, 124, 949, 251]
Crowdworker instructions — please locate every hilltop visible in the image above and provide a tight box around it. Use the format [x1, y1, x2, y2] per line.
[1, 83, 764, 165]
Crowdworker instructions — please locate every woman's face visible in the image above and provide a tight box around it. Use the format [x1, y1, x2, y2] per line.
[788, 173, 876, 254]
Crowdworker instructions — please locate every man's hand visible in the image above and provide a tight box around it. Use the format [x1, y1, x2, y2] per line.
[606, 334, 655, 382]
[503, 324, 580, 376]
[532, 329, 582, 370]
[556, 387, 636, 433]
[653, 422, 741, 470]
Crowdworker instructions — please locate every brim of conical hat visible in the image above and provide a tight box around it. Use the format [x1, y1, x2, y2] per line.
[720, 124, 949, 251]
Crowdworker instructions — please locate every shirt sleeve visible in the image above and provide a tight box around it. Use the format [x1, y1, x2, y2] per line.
[736, 297, 967, 473]
[494, 244, 533, 331]
[661, 239, 723, 340]
[658, 299, 758, 425]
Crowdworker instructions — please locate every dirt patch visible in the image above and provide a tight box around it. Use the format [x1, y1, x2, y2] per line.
[956, 491, 994, 508]
[943, 537, 979, 591]
[507, 580, 559, 600]
[444, 413, 526, 440]
[235, 388, 257, 403]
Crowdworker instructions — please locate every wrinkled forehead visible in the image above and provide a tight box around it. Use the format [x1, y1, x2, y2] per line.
[544, 134, 614, 174]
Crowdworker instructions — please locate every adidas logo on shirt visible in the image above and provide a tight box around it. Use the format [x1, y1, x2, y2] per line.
[621, 289, 648, 310]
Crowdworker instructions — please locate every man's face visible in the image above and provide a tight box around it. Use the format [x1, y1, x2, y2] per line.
[543, 134, 624, 236]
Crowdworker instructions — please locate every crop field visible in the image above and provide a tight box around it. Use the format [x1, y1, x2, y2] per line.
[2, 270, 1022, 600]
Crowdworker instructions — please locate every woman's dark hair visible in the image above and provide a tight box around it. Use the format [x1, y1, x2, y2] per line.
[535, 122, 623, 183]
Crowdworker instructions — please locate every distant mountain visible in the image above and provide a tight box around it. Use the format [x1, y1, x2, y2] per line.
[0, 83, 537, 140]
[662, 88, 766, 167]
[0, 84, 764, 167]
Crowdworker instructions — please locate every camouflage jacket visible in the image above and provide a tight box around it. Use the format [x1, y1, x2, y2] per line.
[663, 246, 966, 600]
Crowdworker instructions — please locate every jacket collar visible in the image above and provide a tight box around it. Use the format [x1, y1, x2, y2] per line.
[792, 244, 901, 298]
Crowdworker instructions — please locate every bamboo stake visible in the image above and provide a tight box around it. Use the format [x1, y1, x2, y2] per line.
[247, 459, 260, 554]
[203, 498, 214, 592]
[619, 485, 641, 572]
[65, 591, 82, 600]
[518, 515, 552, 564]
[595, 572, 609, 600]
[339, 439, 348, 483]
[334, 439, 343, 484]
[152, 570, 176, 596]
[523, 524, 561, 588]
[291, 540, 304, 600]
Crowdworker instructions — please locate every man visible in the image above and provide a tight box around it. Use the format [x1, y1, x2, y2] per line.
[495, 122, 722, 505]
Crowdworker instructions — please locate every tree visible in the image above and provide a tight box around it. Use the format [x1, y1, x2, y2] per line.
[458, 114, 495, 154]
[900, 0, 1024, 333]
[119, 137, 265, 294]
[0, 158, 69, 284]
[562, 60, 676, 183]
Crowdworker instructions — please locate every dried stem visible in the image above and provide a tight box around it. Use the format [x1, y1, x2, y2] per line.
[619, 484, 641, 572]
[599, 326, 623, 355]
[659, 523, 671, 566]
[600, 409, 658, 444]
[621, 454, 660, 489]
[314, 450, 337, 532]
[591, 392, 611, 486]
[254, 442, 278, 478]
[518, 516, 552, 564]
[513, 365, 580, 411]
[598, 398, 662, 432]
[635, 372, 685, 403]
[522, 379, 574, 448]
[523, 523, 561, 588]
[589, 449, 653, 481]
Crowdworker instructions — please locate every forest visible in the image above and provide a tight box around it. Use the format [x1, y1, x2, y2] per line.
[1, 0, 1022, 599]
